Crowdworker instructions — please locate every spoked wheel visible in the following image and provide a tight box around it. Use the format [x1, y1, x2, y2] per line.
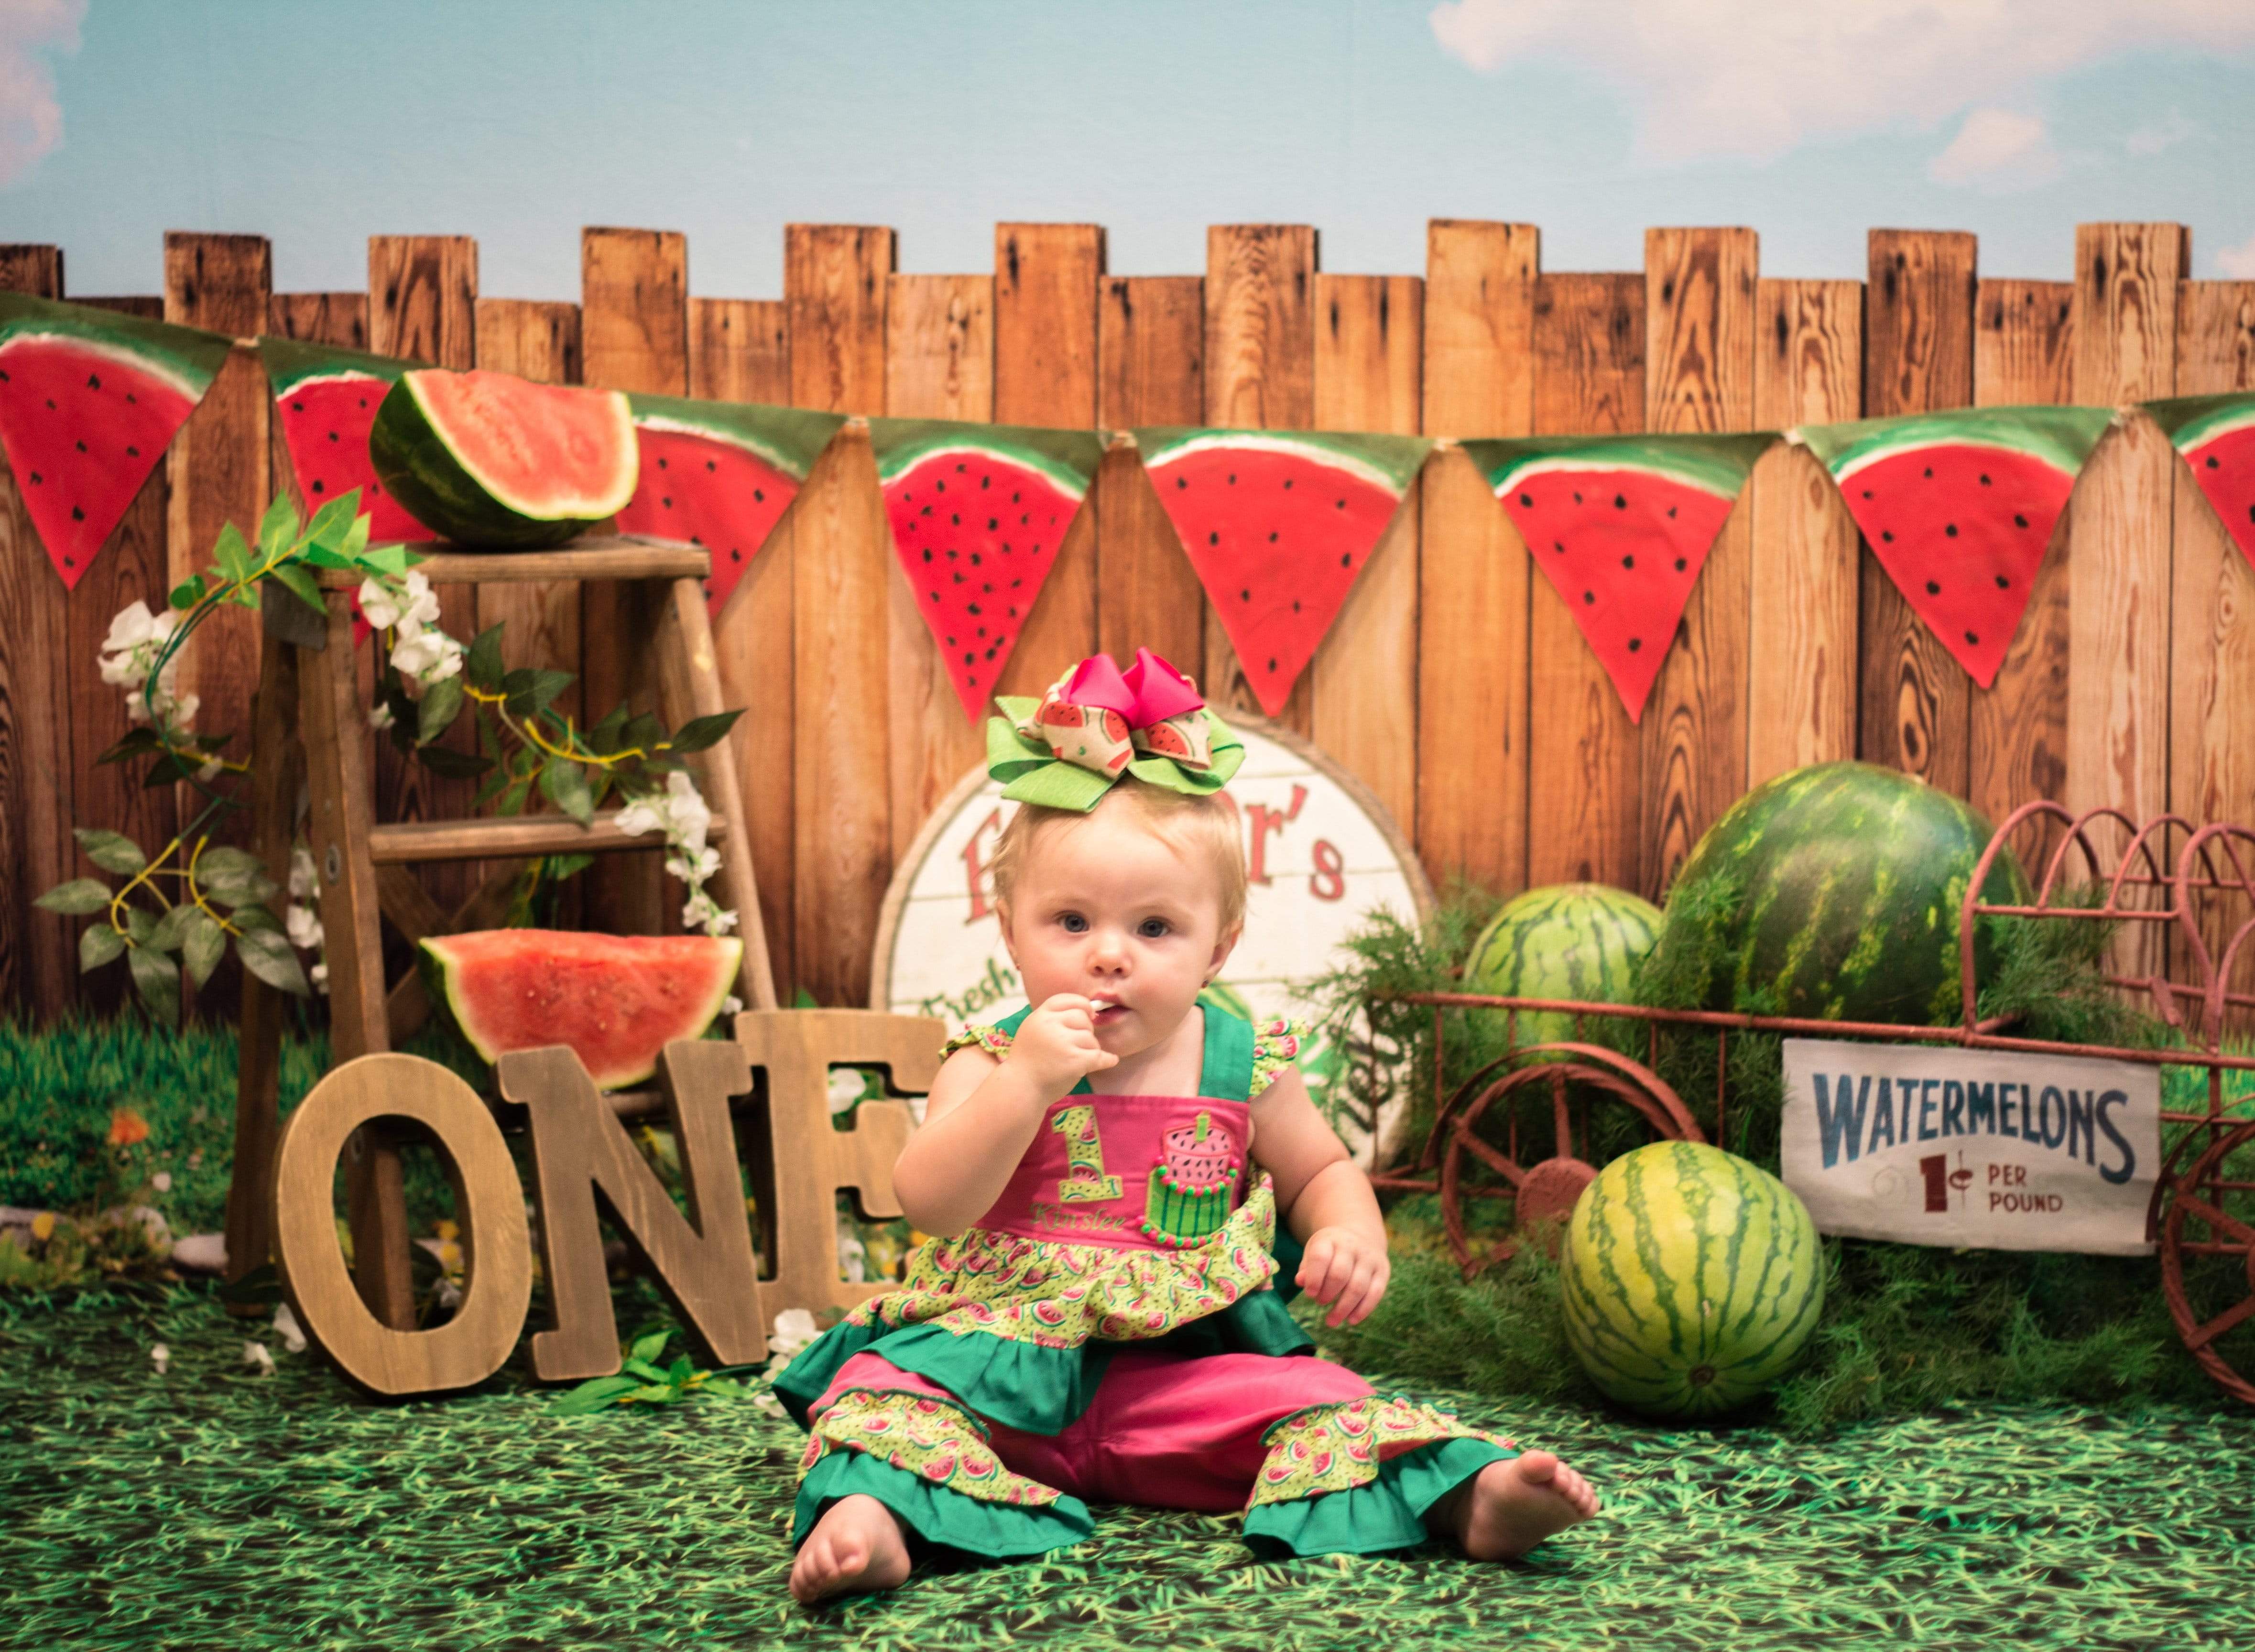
[1437, 1042, 1704, 1280]
[2158, 1115, 2255, 1406]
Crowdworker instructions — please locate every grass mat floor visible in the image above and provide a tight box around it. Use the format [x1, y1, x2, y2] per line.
[6, 1286, 2253, 1652]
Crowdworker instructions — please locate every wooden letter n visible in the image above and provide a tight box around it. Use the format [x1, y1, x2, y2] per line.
[502, 1039, 768, 1382]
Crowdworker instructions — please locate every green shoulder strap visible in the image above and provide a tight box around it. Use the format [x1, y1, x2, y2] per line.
[1197, 1001, 1254, 1102]
[991, 1003, 1094, 1095]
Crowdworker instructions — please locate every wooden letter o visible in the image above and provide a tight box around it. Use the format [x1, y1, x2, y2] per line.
[272, 1053, 533, 1396]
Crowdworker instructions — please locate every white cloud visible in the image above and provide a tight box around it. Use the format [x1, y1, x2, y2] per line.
[1428, 0, 2255, 164]
[2216, 232, 2255, 280]
[2125, 109, 2195, 156]
[0, 0, 83, 187]
[1928, 107, 2060, 190]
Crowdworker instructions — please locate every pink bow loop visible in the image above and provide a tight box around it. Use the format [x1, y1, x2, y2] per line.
[1019, 650, 1215, 780]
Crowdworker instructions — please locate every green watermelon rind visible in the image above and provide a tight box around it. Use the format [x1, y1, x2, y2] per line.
[626, 391, 844, 483]
[869, 417, 1104, 499]
[1796, 406, 2113, 484]
[258, 336, 419, 398]
[2143, 392, 2255, 455]
[1133, 427, 1436, 497]
[1462, 882, 1661, 1050]
[417, 932, 743, 1090]
[1560, 1141, 1823, 1418]
[0, 293, 232, 400]
[1466, 432, 1776, 502]
[370, 372, 638, 548]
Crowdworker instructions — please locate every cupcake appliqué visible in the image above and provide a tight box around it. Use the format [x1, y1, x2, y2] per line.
[1142, 1109, 1242, 1246]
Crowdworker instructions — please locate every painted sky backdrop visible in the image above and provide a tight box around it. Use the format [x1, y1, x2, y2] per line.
[7, 0, 2255, 301]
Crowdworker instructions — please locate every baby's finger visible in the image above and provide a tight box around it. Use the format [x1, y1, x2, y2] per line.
[1341, 1263, 1390, 1326]
[1295, 1235, 1337, 1295]
[1324, 1258, 1376, 1326]
[1306, 1243, 1353, 1305]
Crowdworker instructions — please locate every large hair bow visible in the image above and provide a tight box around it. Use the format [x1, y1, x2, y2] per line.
[986, 648, 1245, 810]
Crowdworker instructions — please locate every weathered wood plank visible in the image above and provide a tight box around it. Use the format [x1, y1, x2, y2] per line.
[1096, 277, 1205, 677]
[787, 225, 893, 1007]
[1527, 272, 1643, 888]
[1748, 278, 1862, 788]
[1860, 230, 1976, 795]
[269, 293, 369, 351]
[2067, 223, 2184, 830]
[1642, 228, 1758, 899]
[1970, 280, 2075, 836]
[696, 296, 796, 999]
[0, 249, 74, 1018]
[1418, 220, 1535, 897]
[579, 228, 688, 938]
[367, 236, 479, 913]
[472, 298, 584, 717]
[993, 224, 1104, 700]
[1203, 225, 1318, 731]
[1311, 274, 1422, 842]
[165, 233, 272, 854]
[884, 272, 992, 859]
[2168, 280, 2255, 848]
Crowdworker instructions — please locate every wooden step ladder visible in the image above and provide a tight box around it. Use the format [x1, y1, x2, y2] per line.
[227, 538, 776, 1329]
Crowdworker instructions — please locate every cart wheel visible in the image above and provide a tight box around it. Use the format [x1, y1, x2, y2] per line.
[2158, 1115, 2255, 1407]
[1437, 1042, 1704, 1281]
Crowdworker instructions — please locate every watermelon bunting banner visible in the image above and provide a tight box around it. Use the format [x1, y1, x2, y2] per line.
[260, 337, 432, 544]
[0, 293, 234, 589]
[868, 416, 1108, 722]
[1134, 427, 1435, 717]
[2142, 393, 2255, 578]
[1461, 432, 1774, 722]
[1793, 406, 2113, 688]
[613, 392, 845, 614]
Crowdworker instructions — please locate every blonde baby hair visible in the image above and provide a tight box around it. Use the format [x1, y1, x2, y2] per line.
[990, 778, 1248, 938]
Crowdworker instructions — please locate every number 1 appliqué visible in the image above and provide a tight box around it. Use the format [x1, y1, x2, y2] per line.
[1051, 1104, 1122, 1202]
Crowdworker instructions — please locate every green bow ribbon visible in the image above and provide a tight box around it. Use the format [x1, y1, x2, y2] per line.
[985, 651, 1246, 811]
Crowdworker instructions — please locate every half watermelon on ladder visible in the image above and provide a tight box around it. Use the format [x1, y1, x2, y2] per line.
[871, 417, 1107, 722]
[0, 293, 233, 589]
[1134, 428, 1434, 718]
[1460, 433, 1774, 722]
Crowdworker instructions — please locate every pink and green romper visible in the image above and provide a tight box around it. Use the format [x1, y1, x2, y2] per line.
[774, 1003, 1516, 1560]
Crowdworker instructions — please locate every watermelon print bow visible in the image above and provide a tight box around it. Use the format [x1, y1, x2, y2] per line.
[986, 648, 1245, 811]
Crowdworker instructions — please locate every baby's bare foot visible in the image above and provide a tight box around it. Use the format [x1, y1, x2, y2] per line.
[1432, 1450, 1600, 1561]
[789, 1493, 910, 1605]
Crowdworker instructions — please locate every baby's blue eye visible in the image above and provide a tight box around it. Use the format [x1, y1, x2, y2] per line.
[1058, 912, 1089, 934]
[1138, 918, 1170, 939]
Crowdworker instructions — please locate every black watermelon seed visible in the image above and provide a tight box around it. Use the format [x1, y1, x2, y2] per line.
[983, 582, 993, 593]
[1209, 531, 1220, 546]
[1519, 492, 1533, 507]
[977, 625, 987, 638]
[1284, 478, 1293, 489]
[1945, 523, 1958, 537]
[74, 440, 85, 453]
[1613, 493, 1625, 509]
[921, 504, 932, 516]
[1994, 574, 2009, 588]
[1667, 506, 1677, 519]
[730, 548, 741, 562]
[662, 497, 672, 508]
[87, 373, 99, 390]
[1979, 473, 1991, 485]
[45, 398, 54, 410]
[963, 651, 974, 663]
[1020, 514, 1029, 525]
[955, 462, 966, 472]
[1269, 531, 1279, 543]
[2013, 514, 2028, 528]
[1674, 557, 1687, 572]
[971, 553, 982, 565]
[1862, 489, 1873, 500]
[310, 480, 322, 493]
[1177, 477, 1187, 489]
[1240, 588, 1251, 601]
[1572, 490, 1582, 504]
[1292, 600, 1301, 612]
[25, 472, 38, 486]
[1553, 541, 1565, 554]
[1334, 498, 1345, 510]
[951, 513, 960, 525]
[946, 634, 957, 646]
[922, 549, 933, 562]
[707, 459, 716, 472]
[1340, 553, 1351, 567]
[937, 480, 947, 492]
[1926, 580, 1940, 595]
[659, 456, 670, 469]
[1266, 657, 1277, 672]
[1013, 491, 1021, 502]
[755, 489, 766, 503]
[327, 431, 338, 442]
[929, 592, 939, 603]
[1622, 555, 1634, 569]
[2206, 455, 2219, 468]
[1964, 630, 1979, 645]
[1628, 638, 1642, 652]
[988, 518, 998, 530]
[1583, 590, 1594, 604]
[71, 506, 84, 521]
[980, 475, 990, 489]
[1008, 607, 1017, 618]
[1882, 531, 1894, 543]
[1923, 466, 1933, 478]
[1228, 473, 1236, 485]
[126, 446, 138, 458]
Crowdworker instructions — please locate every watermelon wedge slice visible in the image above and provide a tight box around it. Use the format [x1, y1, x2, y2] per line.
[258, 336, 431, 543]
[613, 392, 844, 614]
[1794, 406, 2112, 688]
[1461, 433, 1774, 721]
[370, 368, 639, 549]
[419, 929, 743, 1090]
[2145, 392, 2255, 578]
[0, 293, 232, 589]
[871, 418, 1107, 721]
[1135, 428, 1434, 717]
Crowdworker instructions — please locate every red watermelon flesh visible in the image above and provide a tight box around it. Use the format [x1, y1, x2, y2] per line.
[2184, 422, 2255, 577]
[1837, 442, 2070, 688]
[274, 372, 430, 542]
[614, 425, 801, 615]
[419, 929, 742, 1091]
[1498, 463, 1735, 722]
[1146, 438, 1402, 717]
[0, 334, 198, 589]
[884, 447, 1083, 720]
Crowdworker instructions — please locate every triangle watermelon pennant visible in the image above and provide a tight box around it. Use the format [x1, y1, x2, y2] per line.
[2143, 393, 2255, 578]
[870, 417, 1107, 722]
[1795, 406, 2112, 688]
[259, 336, 432, 543]
[0, 293, 233, 589]
[1461, 432, 1774, 721]
[614, 393, 845, 615]
[1133, 428, 1435, 717]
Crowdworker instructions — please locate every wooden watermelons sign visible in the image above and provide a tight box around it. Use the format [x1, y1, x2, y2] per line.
[870, 720, 1433, 1163]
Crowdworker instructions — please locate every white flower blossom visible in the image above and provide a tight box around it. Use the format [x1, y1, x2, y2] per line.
[241, 1341, 275, 1376]
[359, 570, 439, 635]
[289, 847, 318, 901]
[389, 626, 463, 686]
[828, 1068, 866, 1116]
[719, 995, 743, 1016]
[149, 1343, 170, 1376]
[272, 1302, 306, 1355]
[769, 1308, 819, 1359]
[196, 758, 222, 783]
[98, 600, 199, 734]
[614, 797, 662, 837]
[152, 1171, 172, 1192]
[284, 903, 324, 951]
[309, 961, 329, 992]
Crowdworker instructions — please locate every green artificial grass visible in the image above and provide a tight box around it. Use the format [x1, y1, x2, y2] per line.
[6, 1282, 2255, 1652]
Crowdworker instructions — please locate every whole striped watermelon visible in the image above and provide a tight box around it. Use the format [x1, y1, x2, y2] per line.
[1462, 883, 1660, 1046]
[1652, 761, 2026, 1027]
[1561, 1141, 1823, 1418]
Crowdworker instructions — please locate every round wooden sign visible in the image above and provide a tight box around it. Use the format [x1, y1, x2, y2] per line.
[870, 719, 1433, 1160]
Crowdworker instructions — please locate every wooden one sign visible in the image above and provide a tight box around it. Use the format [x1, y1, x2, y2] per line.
[271, 1010, 940, 1398]
[1780, 1038, 2163, 1256]
[870, 719, 1433, 1159]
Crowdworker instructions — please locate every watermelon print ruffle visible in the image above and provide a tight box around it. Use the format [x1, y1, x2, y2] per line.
[1241, 1436, 1517, 1559]
[1247, 1395, 1515, 1508]
[800, 1388, 1063, 1508]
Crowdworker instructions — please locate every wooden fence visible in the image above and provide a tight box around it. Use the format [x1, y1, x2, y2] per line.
[1, 221, 2249, 1022]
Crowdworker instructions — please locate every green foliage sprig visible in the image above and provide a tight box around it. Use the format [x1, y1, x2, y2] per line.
[553, 1324, 753, 1415]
